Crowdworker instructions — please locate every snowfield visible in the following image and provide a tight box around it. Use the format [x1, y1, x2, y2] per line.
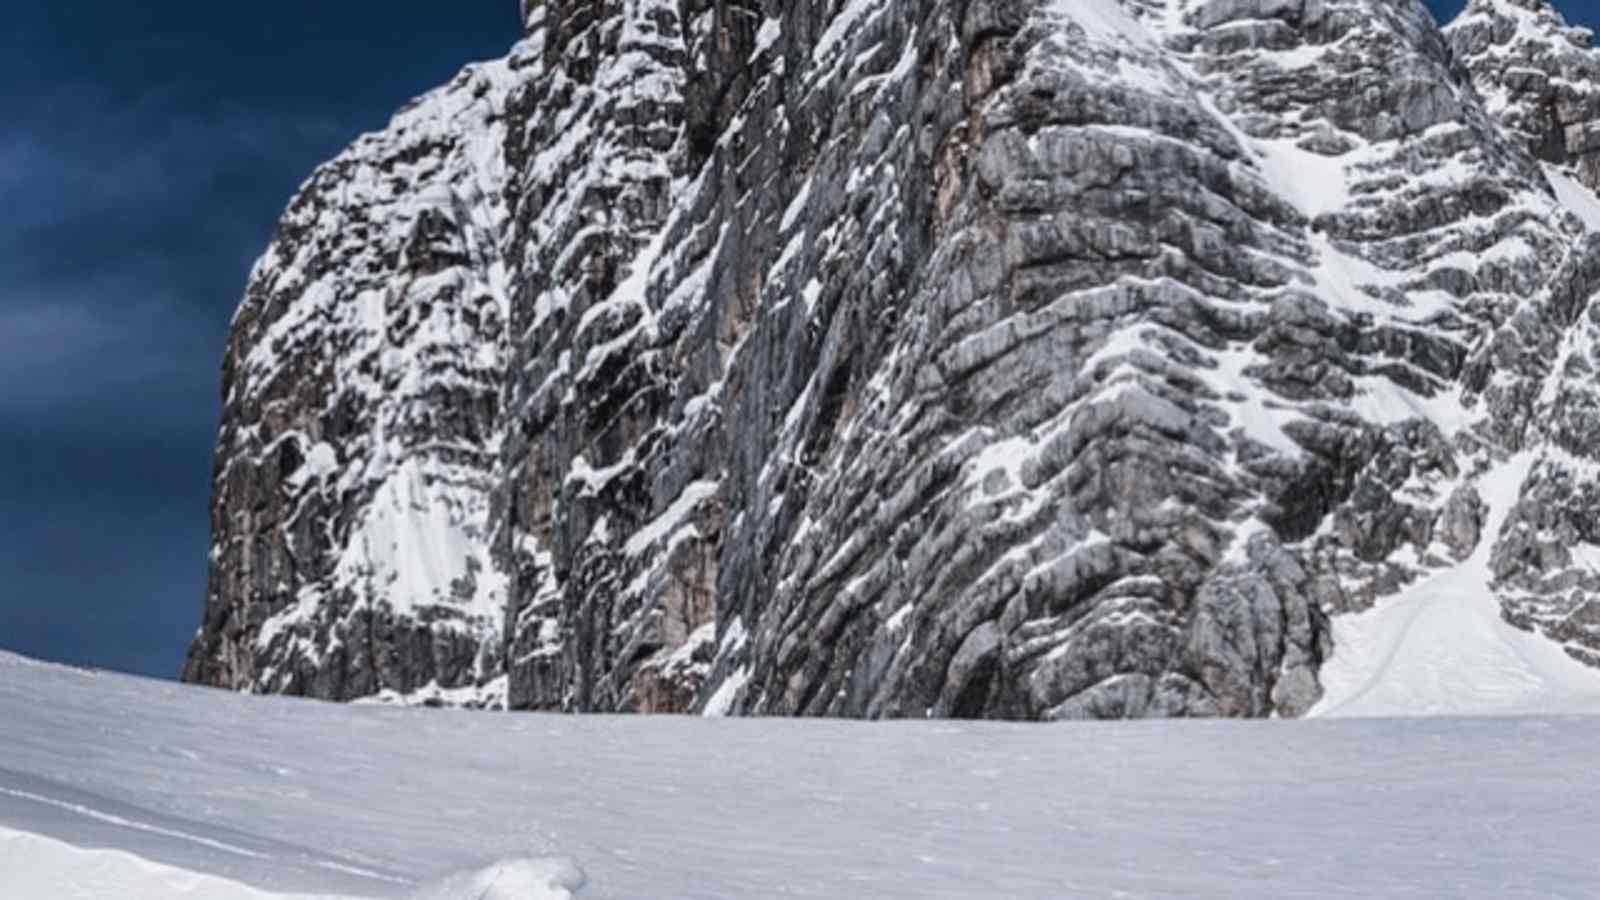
[2, 652, 1599, 898]
[1313, 454, 1600, 718]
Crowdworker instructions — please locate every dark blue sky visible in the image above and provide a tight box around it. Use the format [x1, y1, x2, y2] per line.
[1, 2, 517, 677]
[2, 1, 1597, 680]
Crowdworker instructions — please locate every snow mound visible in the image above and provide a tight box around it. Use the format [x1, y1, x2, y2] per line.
[408, 859, 586, 900]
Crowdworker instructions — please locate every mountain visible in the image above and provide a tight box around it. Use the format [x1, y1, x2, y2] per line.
[184, 0, 1600, 718]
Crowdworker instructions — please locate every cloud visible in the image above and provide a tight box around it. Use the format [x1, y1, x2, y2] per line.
[0, 294, 204, 412]
[0, 0, 520, 681]
[0, 303, 121, 369]
[0, 82, 347, 420]
[0, 301, 117, 345]
[1, 82, 344, 242]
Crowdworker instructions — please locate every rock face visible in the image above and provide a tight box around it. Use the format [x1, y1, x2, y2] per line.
[1450, 0, 1600, 187]
[181, 42, 535, 703]
[185, 0, 1600, 715]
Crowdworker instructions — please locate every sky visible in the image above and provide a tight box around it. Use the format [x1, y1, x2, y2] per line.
[0, 2, 517, 678]
[3, 2, 1600, 681]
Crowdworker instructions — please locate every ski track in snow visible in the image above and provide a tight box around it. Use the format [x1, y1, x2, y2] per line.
[0, 765, 415, 898]
[0, 782, 271, 859]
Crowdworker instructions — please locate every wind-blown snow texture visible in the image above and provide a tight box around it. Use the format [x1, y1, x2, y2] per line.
[184, 0, 1600, 718]
[9, 650, 1600, 898]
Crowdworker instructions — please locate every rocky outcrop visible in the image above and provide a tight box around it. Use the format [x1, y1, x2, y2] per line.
[1449, 0, 1600, 667]
[186, 0, 1600, 716]
[181, 41, 541, 702]
[1450, 0, 1600, 188]
[491, 0, 704, 712]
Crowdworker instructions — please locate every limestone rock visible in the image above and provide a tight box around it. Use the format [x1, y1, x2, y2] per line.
[185, 0, 1600, 716]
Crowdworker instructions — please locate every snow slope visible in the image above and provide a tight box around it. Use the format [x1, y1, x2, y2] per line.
[1313, 455, 1600, 718]
[3, 651, 1600, 898]
[0, 826, 345, 900]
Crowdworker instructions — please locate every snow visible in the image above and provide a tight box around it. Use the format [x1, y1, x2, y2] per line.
[1044, 0, 1174, 95]
[360, 676, 508, 711]
[278, 455, 507, 639]
[699, 665, 749, 718]
[779, 176, 812, 232]
[1546, 163, 1600, 232]
[286, 442, 340, 491]
[408, 859, 584, 900]
[622, 479, 717, 556]
[5, 650, 1600, 898]
[1313, 454, 1600, 718]
[0, 826, 339, 900]
[1056, 0, 1149, 46]
[751, 18, 782, 63]
[885, 602, 914, 632]
[1247, 136, 1356, 218]
[0, 823, 580, 900]
[800, 276, 823, 313]
[962, 434, 1034, 490]
[1206, 342, 1304, 458]
[1345, 373, 1471, 431]
[811, 0, 880, 66]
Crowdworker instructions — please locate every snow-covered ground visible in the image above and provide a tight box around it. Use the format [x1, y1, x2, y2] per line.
[2, 651, 1600, 898]
[1313, 455, 1600, 718]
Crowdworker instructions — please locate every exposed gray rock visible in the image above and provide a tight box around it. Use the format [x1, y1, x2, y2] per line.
[1450, 0, 1600, 189]
[1442, 483, 1486, 561]
[181, 41, 541, 702]
[1451, 0, 1600, 669]
[186, 0, 1600, 716]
